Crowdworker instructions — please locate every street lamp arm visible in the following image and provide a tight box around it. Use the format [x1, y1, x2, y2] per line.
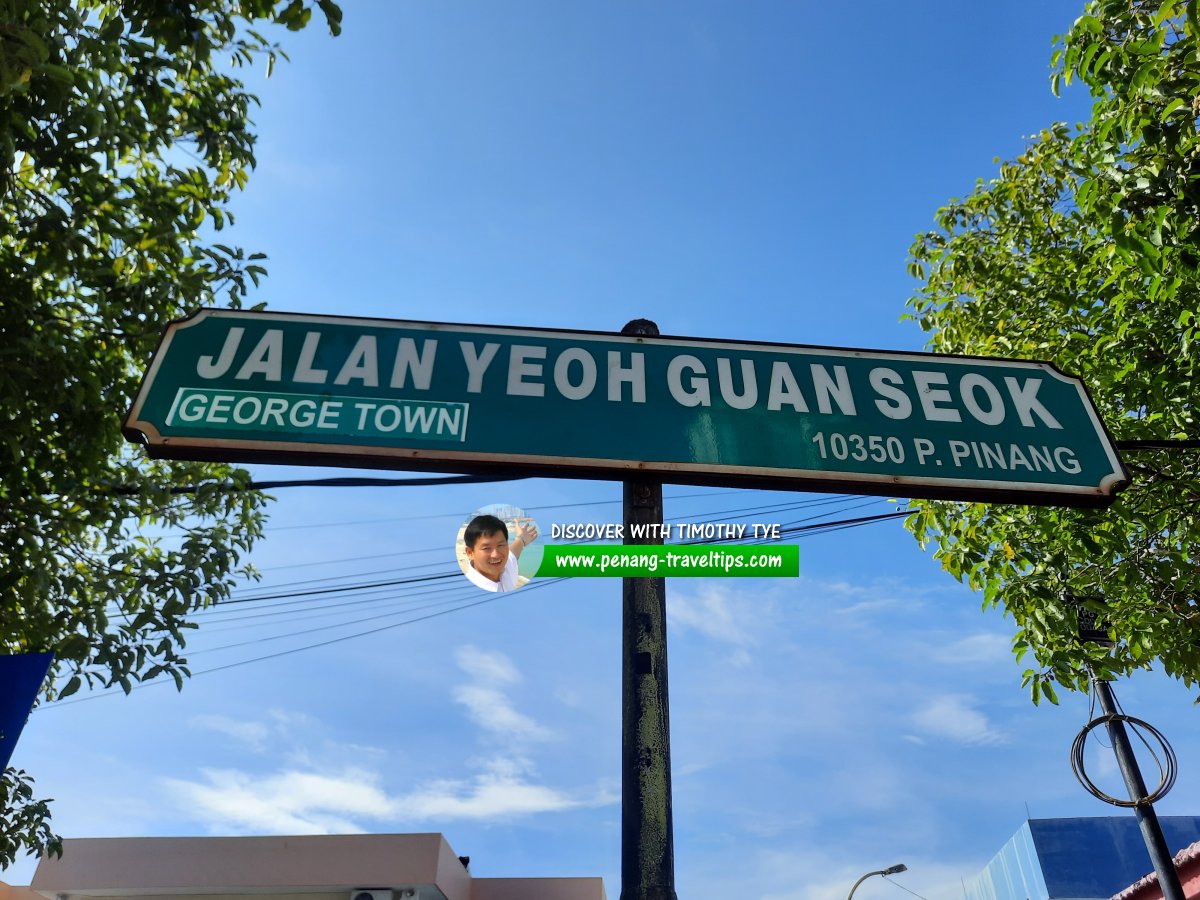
[847, 864, 908, 900]
[847, 869, 888, 900]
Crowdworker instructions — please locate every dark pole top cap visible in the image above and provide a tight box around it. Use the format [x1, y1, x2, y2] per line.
[621, 318, 660, 336]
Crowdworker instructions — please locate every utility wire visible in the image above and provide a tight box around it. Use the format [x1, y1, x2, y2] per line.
[883, 877, 932, 900]
[100, 437, 1200, 496]
[102, 493, 884, 630]
[202, 572, 463, 607]
[84, 438, 1200, 514]
[43, 578, 565, 709]
[788, 510, 910, 536]
[190, 575, 476, 625]
[190, 515, 872, 636]
[106, 473, 529, 494]
[200, 507, 906, 634]
[192, 583, 483, 633]
[1116, 440, 1200, 450]
[214, 558, 454, 597]
[262, 490, 869, 534]
[217, 497, 896, 605]
[187, 592, 488, 655]
[69, 504, 910, 698]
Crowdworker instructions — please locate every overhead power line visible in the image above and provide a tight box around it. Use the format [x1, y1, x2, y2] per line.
[42, 577, 566, 710]
[101, 493, 890, 628]
[105, 473, 529, 494]
[262, 490, 867, 534]
[54, 493, 913, 717]
[103, 438, 1200, 496]
[212, 571, 461, 606]
[1115, 440, 1200, 450]
[85, 438, 1200, 500]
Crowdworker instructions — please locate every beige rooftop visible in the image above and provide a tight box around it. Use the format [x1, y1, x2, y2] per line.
[20, 834, 605, 900]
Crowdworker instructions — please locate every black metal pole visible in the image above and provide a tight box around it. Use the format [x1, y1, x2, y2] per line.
[1093, 679, 1185, 900]
[620, 318, 677, 900]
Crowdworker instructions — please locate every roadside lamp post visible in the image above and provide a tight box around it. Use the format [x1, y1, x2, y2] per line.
[847, 864, 908, 900]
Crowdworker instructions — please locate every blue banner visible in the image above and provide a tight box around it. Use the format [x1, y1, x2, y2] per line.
[0, 652, 54, 771]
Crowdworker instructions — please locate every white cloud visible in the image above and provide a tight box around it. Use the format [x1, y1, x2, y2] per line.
[452, 645, 554, 743]
[169, 649, 594, 835]
[165, 768, 392, 834]
[256, 143, 350, 191]
[674, 839, 987, 900]
[930, 633, 1012, 666]
[910, 694, 1008, 746]
[1089, 741, 1121, 781]
[398, 761, 582, 820]
[165, 754, 613, 833]
[668, 584, 757, 646]
[455, 644, 521, 685]
[188, 708, 325, 754]
[729, 647, 753, 667]
[747, 854, 979, 900]
[819, 577, 909, 614]
[453, 684, 554, 741]
[806, 574, 955, 617]
[187, 709, 372, 768]
[189, 714, 272, 749]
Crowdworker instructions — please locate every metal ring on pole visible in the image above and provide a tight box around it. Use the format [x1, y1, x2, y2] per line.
[1070, 713, 1178, 807]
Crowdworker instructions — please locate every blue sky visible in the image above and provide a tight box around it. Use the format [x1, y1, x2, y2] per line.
[10, 3, 1200, 899]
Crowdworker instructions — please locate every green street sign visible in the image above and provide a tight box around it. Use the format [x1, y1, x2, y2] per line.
[123, 309, 1128, 506]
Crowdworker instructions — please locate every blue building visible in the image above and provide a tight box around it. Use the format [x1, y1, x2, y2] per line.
[967, 818, 1200, 900]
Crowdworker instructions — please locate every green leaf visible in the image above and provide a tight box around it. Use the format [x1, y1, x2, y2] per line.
[57, 675, 81, 699]
[0, 0, 337, 870]
[1161, 97, 1186, 120]
[33, 63, 74, 85]
[905, 0, 1200, 711]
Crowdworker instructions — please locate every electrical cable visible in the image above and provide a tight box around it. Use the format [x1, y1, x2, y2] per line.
[191, 581, 486, 634]
[212, 558, 454, 598]
[41, 577, 566, 709]
[186, 591, 491, 655]
[98, 493, 886, 633]
[192, 584, 471, 631]
[211, 499, 902, 611]
[1069, 706, 1178, 807]
[55, 504, 911, 705]
[110, 505, 903, 647]
[81, 437, 1200, 520]
[262, 490, 869, 534]
[1116, 440, 1200, 450]
[207, 494, 883, 598]
[882, 877, 931, 900]
[674, 498, 892, 544]
[777, 509, 910, 536]
[98, 436, 1200, 497]
[105, 473, 529, 494]
[196, 571, 462, 606]
[182, 508, 875, 633]
[664, 494, 871, 524]
[186, 507, 892, 637]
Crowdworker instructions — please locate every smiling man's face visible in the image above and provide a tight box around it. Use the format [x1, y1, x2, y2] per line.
[466, 530, 509, 582]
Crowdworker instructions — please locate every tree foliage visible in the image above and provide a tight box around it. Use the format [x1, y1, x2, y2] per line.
[0, 0, 339, 867]
[907, 0, 1200, 704]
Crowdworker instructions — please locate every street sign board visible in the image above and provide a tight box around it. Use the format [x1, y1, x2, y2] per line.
[124, 309, 1128, 506]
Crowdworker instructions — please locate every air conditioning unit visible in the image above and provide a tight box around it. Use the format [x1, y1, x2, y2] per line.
[351, 890, 393, 900]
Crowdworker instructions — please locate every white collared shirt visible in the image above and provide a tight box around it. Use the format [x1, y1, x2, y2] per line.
[465, 551, 520, 592]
